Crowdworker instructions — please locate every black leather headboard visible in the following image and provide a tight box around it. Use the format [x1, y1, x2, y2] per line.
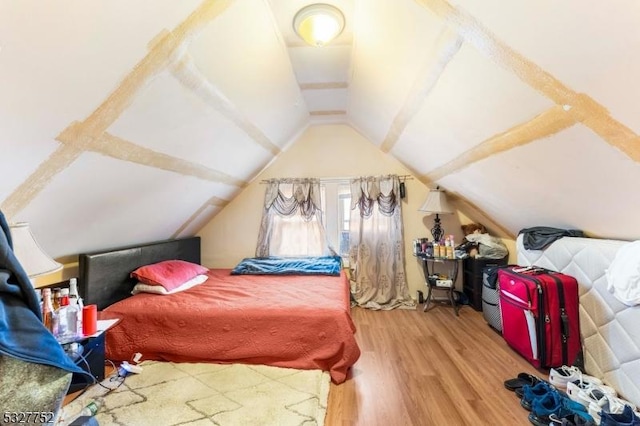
[78, 237, 201, 310]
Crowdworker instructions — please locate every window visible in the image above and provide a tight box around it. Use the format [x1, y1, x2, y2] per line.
[321, 182, 351, 259]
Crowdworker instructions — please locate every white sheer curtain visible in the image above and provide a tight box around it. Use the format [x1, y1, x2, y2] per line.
[349, 175, 415, 310]
[256, 179, 335, 257]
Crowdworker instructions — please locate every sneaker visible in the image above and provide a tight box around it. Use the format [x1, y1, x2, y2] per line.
[567, 382, 617, 408]
[529, 392, 592, 426]
[522, 381, 556, 411]
[599, 404, 640, 426]
[549, 412, 596, 425]
[550, 366, 603, 390]
[589, 395, 638, 425]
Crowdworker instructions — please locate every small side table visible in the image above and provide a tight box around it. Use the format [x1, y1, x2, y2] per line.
[416, 253, 461, 316]
[62, 316, 120, 393]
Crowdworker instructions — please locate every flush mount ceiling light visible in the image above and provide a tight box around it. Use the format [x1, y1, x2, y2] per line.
[293, 3, 345, 47]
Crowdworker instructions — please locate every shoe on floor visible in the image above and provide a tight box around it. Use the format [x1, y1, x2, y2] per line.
[521, 381, 556, 411]
[504, 372, 542, 392]
[549, 412, 596, 426]
[590, 395, 639, 425]
[599, 404, 640, 426]
[529, 392, 592, 426]
[568, 382, 617, 408]
[550, 365, 602, 390]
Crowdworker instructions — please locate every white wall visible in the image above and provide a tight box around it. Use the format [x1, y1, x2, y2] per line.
[198, 123, 468, 300]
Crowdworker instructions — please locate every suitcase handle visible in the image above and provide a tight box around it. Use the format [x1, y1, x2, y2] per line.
[512, 266, 548, 275]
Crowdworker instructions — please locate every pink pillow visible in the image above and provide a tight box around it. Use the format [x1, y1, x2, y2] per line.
[130, 260, 209, 292]
[132, 274, 209, 295]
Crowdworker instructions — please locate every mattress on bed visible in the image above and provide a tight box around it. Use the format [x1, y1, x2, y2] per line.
[516, 234, 640, 407]
[103, 269, 360, 384]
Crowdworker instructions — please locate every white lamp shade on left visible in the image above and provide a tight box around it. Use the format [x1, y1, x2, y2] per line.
[9, 222, 62, 278]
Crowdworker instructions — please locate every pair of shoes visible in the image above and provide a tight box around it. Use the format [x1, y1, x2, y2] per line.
[521, 381, 556, 411]
[528, 392, 593, 426]
[567, 381, 617, 408]
[599, 405, 640, 426]
[590, 394, 639, 425]
[504, 372, 542, 392]
[549, 365, 602, 390]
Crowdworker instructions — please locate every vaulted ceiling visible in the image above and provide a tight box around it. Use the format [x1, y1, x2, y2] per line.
[1, 0, 639, 261]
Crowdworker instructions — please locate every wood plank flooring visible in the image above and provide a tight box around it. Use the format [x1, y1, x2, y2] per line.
[326, 304, 547, 425]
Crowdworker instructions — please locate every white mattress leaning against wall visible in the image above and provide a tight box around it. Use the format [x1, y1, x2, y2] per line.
[515, 234, 640, 409]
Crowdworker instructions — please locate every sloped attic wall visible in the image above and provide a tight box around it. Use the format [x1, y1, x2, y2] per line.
[0, 1, 308, 285]
[349, 0, 640, 241]
[198, 123, 468, 298]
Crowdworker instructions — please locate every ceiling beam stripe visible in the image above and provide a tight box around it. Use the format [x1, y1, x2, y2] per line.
[426, 105, 577, 182]
[169, 55, 281, 156]
[416, 0, 640, 162]
[1, 145, 82, 219]
[299, 82, 349, 90]
[310, 110, 347, 116]
[380, 26, 463, 153]
[93, 132, 246, 187]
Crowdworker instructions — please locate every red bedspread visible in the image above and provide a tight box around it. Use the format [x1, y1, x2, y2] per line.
[103, 269, 360, 383]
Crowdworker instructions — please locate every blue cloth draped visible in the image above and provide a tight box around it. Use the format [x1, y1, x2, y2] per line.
[231, 256, 342, 276]
[0, 211, 90, 379]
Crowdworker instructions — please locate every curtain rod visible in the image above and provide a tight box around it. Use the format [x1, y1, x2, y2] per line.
[260, 175, 414, 184]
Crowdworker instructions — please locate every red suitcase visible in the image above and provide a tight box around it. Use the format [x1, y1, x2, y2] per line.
[498, 266, 581, 369]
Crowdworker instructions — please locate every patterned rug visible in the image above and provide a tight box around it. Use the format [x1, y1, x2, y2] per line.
[60, 361, 330, 425]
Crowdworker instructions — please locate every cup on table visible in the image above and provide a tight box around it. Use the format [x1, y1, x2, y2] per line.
[82, 304, 98, 336]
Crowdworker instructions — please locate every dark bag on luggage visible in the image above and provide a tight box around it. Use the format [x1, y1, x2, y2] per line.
[482, 265, 503, 332]
[498, 266, 581, 369]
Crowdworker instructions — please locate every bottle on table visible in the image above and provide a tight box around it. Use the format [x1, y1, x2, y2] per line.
[42, 288, 58, 335]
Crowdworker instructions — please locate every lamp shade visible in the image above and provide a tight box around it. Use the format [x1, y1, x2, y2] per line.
[418, 187, 453, 215]
[293, 3, 345, 47]
[9, 222, 62, 278]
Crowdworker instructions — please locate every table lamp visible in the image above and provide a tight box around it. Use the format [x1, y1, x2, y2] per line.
[418, 187, 453, 243]
[9, 222, 62, 282]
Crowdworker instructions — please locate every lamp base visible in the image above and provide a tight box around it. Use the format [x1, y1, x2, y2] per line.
[431, 214, 444, 243]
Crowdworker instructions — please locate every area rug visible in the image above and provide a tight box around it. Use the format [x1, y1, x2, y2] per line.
[60, 361, 330, 425]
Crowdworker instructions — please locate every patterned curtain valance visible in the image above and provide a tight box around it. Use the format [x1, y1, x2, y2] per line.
[263, 178, 322, 220]
[350, 175, 399, 217]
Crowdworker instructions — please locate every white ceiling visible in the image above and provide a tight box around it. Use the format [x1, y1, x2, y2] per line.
[1, 0, 640, 259]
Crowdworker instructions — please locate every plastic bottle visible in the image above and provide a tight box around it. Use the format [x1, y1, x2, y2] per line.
[59, 298, 82, 341]
[79, 397, 104, 417]
[445, 237, 454, 259]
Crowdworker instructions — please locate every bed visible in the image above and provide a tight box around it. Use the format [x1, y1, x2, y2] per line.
[78, 237, 360, 384]
[516, 234, 640, 408]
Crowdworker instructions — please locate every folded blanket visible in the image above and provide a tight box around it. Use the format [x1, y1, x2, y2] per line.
[231, 256, 342, 276]
[0, 211, 89, 379]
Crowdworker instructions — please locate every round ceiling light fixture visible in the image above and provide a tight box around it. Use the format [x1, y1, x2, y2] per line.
[293, 3, 345, 47]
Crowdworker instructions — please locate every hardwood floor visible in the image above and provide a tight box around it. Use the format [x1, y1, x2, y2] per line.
[326, 304, 547, 425]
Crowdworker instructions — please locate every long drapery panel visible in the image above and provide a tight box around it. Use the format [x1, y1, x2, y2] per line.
[349, 175, 414, 310]
[256, 178, 335, 257]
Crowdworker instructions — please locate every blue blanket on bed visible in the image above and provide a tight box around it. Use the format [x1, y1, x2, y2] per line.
[0, 211, 90, 379]
[230, 256, 342, 276]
